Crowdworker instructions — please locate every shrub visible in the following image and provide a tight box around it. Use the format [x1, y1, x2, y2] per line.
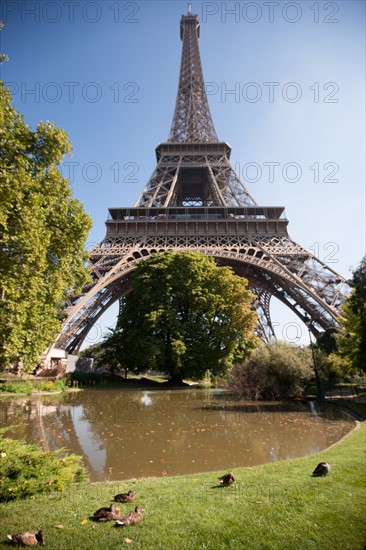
[0, 381, 33, 394]
[0, 428, 87, 501]
[226, 342, 313, 400]
[67, 371, 104, 386]
[0, 378, 68, 394]
[35, 378, 67, 392]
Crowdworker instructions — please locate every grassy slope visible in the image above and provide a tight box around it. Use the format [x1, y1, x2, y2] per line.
[0, 420, 365, 549]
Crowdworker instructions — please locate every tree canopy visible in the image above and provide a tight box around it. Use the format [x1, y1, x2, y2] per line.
[0, 22, 9, 65]
[0, 83, 92, 371]
[330, 257, 366, 373]
[111, 252, 258, 382]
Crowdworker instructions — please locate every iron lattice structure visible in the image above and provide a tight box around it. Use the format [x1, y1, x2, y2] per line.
[55, 10, 348, 352]
[168, 14, 218, 143]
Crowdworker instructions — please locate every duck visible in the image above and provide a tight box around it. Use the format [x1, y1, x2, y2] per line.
[312, 462, 331, 477]
[92, 503, 121, 522]
[7, 529, 45, 546]
[115, 506, 144, 526]
[218, 472, 235, 485]
[113, 490, 135, 503]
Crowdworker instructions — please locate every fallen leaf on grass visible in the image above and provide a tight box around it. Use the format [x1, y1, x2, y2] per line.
[80, 519, 88, 525]
[54, 525, 64, 529]
[124, 538, 133, 544]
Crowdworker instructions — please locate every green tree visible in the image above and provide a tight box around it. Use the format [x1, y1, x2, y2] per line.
[316, 327, 339, 355]
[99, 330, 126, 376]
[114, 252, 258, 383]
[226, 342, 313, 400]
[0, 22, 9, 65]
[0, 83, 92, 372]
[78, 338, 130, 379]
[330, 257, 366, 373]
[98, 328, 138, 379]
[79, 342, 104, 364]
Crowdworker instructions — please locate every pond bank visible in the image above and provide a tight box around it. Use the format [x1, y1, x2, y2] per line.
[0, 375, 205, 397]
[0, 414, 365, 549]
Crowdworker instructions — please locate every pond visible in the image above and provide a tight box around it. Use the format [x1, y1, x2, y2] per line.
[0, 389, 354, 481]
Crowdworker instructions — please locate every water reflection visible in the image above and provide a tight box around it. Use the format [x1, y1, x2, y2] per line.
[140, 392, 154, 407]
[0, 390, 353, 481]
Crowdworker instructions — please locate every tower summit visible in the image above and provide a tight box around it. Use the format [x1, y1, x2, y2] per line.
[133, 7, 256, 208]
[168, 9, 218, 143]
[53, 9, 348, 353]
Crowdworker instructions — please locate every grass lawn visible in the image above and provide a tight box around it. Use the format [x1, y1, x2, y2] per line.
[0, 412, 365, 549]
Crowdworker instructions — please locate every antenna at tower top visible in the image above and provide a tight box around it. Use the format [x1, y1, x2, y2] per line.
[188, 2, 192, 14]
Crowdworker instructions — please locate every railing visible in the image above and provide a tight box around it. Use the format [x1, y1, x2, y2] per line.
[323, 384, 366, 400]
[107, 206, 287, 222]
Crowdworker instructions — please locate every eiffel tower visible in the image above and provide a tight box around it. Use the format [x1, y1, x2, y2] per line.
[55, 7, 348, 354]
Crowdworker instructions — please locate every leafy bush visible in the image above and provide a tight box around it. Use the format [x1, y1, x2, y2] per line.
[0, 428, 87, 501]
[0, 381, 33, 394]
[226, 342, 313, 400]
[35, 378, 67, 392]
[0, 378, 67, 394]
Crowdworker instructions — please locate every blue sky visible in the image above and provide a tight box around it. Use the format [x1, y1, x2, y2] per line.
[1, 0, 365, 347]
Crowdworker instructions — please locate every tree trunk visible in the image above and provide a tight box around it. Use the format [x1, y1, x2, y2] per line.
[168, 373, 183, 385]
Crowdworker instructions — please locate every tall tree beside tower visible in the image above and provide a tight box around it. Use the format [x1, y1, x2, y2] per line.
[0, 82, 91, 371]
[331, 258, 366, 373]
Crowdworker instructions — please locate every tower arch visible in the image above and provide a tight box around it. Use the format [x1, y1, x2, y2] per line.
[52, 8, 348, 355]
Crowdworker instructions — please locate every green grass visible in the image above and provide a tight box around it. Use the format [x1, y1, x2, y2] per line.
[0, 419, 365, 548]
